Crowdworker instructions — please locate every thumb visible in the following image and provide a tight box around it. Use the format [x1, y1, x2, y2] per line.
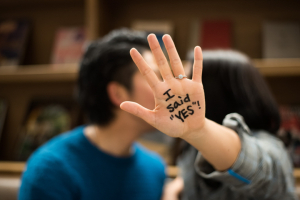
[120, 101, 155, 125]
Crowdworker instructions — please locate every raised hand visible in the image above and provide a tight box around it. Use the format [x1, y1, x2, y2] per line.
[120, 34, 205, 138]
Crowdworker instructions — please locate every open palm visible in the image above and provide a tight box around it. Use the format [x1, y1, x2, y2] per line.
[121, 34, 205, 138]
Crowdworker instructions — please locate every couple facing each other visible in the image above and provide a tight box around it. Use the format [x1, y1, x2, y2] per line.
[19, 29, 297, 200]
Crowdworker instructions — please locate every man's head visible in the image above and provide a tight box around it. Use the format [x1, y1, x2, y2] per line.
[78, 29, 158, 127]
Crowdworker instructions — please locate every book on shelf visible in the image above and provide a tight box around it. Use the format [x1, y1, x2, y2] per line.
[131, 20, 174, 58]
[201, 20, 232, 50]
[0, 98, 8, 142]
[277, 105, 300, 167]
[0, 19, 30, 67]
[51, 27, 87, 65]
[262, 21, 300, 58]
[16, 98, 81, 161]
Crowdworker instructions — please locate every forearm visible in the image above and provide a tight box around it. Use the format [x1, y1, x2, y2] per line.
[193, 116, 297, 198]
[181, 118, 241, 171]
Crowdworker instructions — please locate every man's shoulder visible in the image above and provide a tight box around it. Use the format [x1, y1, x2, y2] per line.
[20, 128, 81, 200]
[27, 126, 85, 166]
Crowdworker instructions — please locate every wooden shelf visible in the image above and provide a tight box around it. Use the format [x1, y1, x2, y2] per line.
[0, 59, 300, 83]
[0, 162, 25, 174]
[0, 64, 79, 83]
[253, 59, 300, 77]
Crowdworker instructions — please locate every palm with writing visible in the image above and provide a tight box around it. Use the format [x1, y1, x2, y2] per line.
[121, 34, 205, 138]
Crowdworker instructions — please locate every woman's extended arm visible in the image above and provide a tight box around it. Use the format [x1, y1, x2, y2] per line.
[120, 34, 240, 171]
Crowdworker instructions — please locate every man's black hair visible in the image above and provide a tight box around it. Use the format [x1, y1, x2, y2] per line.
[77, 29, 150, 126]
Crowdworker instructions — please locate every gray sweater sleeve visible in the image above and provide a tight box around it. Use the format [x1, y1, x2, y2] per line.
[194, 113, 298, 199]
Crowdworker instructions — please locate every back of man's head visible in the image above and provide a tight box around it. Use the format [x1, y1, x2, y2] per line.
[77, 28, 149, 126]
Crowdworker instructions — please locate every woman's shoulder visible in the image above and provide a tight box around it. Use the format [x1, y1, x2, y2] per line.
[251, 130, 286, 151]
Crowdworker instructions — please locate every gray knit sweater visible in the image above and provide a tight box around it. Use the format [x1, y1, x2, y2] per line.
[178, 113, 298, 200]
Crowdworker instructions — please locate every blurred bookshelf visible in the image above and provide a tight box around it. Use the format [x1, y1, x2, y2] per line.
[1, 58, 300, 83]
[0, 0, 300, 188]
[0, 64, 78, 82]
[0, 161, 179, 178]
[253, 59, 300, 77]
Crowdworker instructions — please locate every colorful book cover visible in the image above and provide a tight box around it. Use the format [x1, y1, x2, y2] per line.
[16, 99, 80, 161]
[0, 19, 30, 67]
[201, 20, 232, 50]
[51, 27, 86, 64]
[277, 106, 300, 167]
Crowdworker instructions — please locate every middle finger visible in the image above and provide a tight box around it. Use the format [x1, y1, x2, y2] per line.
[148, 34, 173, 81]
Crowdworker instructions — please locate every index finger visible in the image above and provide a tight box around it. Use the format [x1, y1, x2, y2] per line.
[130, 48, 160, 89]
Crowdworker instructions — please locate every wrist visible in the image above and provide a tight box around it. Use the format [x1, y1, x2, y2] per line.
[180, 118, 209, 141]
[180, 118, 241, 171]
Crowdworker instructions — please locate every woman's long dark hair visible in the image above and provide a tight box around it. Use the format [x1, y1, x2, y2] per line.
[171, 50, 281, 164]
[200, 50, 280, 133]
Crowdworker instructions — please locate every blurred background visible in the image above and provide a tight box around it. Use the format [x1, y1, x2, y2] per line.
[0, 0, 300, 199]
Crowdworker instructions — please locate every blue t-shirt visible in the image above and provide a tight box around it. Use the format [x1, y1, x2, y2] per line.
[19, 126, 166, 200]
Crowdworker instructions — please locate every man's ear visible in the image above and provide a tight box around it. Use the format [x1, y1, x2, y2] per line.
[107, 82, 130, 107]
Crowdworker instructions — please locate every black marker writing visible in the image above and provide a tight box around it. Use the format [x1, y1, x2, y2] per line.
[184, 94, 190, 103]
[174, 107, 193, 122]
[181, 109, 188, 119]
[187, 105, 194, 115]
[174, 101, 182, 109]
[197, 101, 201, 109]
[166, 92, 199, 122]
[175, 111, 184, 122]
[166, 94, 192, 112]
[167, 104, 174, 112]
[163, 89, 175, 101]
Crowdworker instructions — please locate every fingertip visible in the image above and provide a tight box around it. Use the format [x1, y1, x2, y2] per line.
[120, 101, 125, 109]
[162, 34, 167, 41]
[130, 48, 136, 54]
[162, 34, 174, 49]
[194, 46, 202, 51]
[120, 101, 129, 111]
[147, 33, 156, 40]
[194, 46, 203, 60]
[162, 34, 172, 45]
[162, 34, 171, 40]
[130, 48, 140, 57]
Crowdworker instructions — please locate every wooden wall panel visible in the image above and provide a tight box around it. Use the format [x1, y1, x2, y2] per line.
[106, 0, 300, 58]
